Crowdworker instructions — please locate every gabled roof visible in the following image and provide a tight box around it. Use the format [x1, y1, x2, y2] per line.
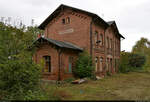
[38, 4, 109, 30]
[107, 21, 125, 39]
[38, 4, 124, 39]
[107, 21, 115, 26]
[32, 37, 83, 51]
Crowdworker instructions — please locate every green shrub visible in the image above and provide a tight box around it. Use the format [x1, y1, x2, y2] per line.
[119, 52, 146, 73]
[73, 51, 94, 78]
[129, 53, 146, 68]
[0, 51, 41, 100]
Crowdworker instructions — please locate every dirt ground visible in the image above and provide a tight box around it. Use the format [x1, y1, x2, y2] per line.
[42, 71, 150, 100]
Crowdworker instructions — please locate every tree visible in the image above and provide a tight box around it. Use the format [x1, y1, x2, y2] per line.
[132, 37, 150, 71]
[119, 52, 146, 73]
[0, 22, 42, 99]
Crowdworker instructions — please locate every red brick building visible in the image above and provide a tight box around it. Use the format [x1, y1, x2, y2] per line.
[33, 4, 125, 80]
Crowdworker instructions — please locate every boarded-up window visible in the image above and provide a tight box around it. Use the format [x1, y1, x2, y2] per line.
[43, 56, 51, 72]
[106, 58, 109, 71]
[110, 39, 112, 49]
[110, 58, 112, 72]
[95, 57, 98, 72]
[99, 57, 103, 72]
[68, 56, 73, 73]
[66, 17, 70, 24]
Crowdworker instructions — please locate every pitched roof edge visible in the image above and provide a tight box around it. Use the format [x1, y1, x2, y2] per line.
[38, 4, 109, 29]
[107, 21, 125, 39]
[32, 37, 83, 51]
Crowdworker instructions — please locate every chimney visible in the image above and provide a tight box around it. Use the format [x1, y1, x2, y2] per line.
[38, 34, 41, 38]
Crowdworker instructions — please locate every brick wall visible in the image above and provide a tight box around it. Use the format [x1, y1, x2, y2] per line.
[34, 7, 121, 80]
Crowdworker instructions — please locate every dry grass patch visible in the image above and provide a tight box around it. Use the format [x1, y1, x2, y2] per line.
[41, 71, 150, 100]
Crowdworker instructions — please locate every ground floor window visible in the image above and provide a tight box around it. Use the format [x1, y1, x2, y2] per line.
[43, 56, 51, 72]
[99, 57, 103, 72]
[95, 57, 98, 72]
[106, 58, 109, 71]
[114, 59, 117, 72]
[68, 56, 73, 73]
[110, 58, 112, 72]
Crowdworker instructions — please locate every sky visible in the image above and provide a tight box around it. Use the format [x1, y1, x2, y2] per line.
[0, 0, 150, 52]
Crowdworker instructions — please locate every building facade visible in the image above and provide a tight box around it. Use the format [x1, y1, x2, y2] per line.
[33, 4, 125, 80]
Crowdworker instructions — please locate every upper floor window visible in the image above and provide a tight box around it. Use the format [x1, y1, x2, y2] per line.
[100, 34, 103, 46]
[66, 17, 70, 24]
[110, 39, 112, 49]
[62, 19, 65, 24]
[62, 17, 70, 24]
[106, 37, 109, 48]
[95, 31, 98, 44]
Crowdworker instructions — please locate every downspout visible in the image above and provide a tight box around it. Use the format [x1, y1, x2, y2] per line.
[90, 20, 93, 57]
[104, 26, 108, 75]
[58, 48, 62, 81]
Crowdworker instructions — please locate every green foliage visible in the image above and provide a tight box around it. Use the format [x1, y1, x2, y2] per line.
[119, 52, 146, 73]
[128, 53, 146, 68]
[63, 78, 75, 83]
[73, 51, 94, 78]
[132, 37, 150, 71]
[0, 22, 43, 100]
[106, 71, 111, 76]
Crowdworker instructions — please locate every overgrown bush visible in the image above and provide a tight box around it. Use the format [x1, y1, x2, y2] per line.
[119, 52, 146, 73]
[0, 51, 41, 100]
[129, 53, 146, 68]
[73, 51, 94, 78]
[0, 23, 43, 100]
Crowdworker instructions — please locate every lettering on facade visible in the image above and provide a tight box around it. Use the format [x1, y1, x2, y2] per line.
[59, 28, 74, 34]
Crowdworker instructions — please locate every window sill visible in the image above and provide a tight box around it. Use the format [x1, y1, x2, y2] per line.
[64, 72, 72, 74]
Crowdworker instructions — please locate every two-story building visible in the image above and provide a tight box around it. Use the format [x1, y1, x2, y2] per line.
[32, 4, 125, 80]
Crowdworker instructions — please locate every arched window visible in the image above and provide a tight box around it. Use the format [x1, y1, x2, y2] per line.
[43, 56, 51, 72]
[100, 34, 103, 46]
[95, 31, 98, 44]
[66, 17, 70, 24]
[110, 39, 112, 49]
[99, 57, 103, 72]
[107, 37, 109, 48]
[95, 57, 98, 72]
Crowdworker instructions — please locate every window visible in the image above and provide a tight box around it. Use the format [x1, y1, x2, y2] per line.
[110, 58, 112, 72]
[62, 17, 70, 24]
[107, 37, 109, 48]
[110, 39, 112, 49]
[68, 56, 73, 73]
[95, 31, 98, 44]
[106, 58, 109, 71]
[62, 19, 65, 24]
[99, 57, 103, 72]
[100, 34, 103, 45]
[66, 17, 70, 24]
[95, 57, 98, 72]
[43, 56, 51, 72]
